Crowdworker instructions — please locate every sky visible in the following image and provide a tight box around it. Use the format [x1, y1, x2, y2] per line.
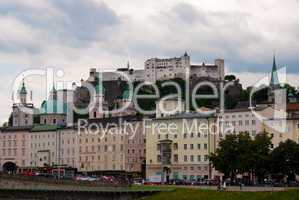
[0, 0, 299, 123]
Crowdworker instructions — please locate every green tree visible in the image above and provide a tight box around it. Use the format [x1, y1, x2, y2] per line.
[210, 132, 273, 184]
[224, 75, 236, 82]
[270, 139, 299, 182]
[210, 133, 252, 182]
[251, 132, 272, 184]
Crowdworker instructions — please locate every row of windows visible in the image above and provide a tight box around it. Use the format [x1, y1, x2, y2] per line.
[1, 140, 25, 147]
[1, 148, 25, 156]
[79, 137, 145, 144]
[79, 145, 145, 155]
[221, 120, 256, 127]
[0, 134, 22, 139]
[157, 154, 208, 163]
[157, 133, 208, 140]
[157, 143, 208, 151]
[183, 143, 208, 150]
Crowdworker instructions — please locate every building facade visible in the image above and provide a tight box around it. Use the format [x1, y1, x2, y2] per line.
[28, 126, 79, 169]
[218, 106, 275, 138]
[263, 103, 299, 148]
[144, 52, 225, 83]
[0, 127, 31, 171]
[78, 117, 146, 173]
[145, 113, 218, 182]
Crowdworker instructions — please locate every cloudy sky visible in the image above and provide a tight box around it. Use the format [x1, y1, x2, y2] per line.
[0, 0, 299, 123]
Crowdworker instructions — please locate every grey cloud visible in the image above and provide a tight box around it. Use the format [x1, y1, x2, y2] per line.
[50, 0, 120, 43]
[143, 2, 299, 73]
[0, 0, 120, 51]
[0, 38, 40, 54]
[170, 3, 207, 25]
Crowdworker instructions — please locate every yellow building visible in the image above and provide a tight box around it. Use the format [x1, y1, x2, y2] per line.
[145, 112, 218, 182]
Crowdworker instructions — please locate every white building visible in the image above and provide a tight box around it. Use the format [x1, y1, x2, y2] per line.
[144, 52, 225, 83]
[218, 105, 275, 139]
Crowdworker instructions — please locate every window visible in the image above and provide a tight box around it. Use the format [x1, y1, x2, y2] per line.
[53, 119, 56, 124]
[197, 155, 201, 162]
[184, 155, 188, 162]
[174, 154, 178, 162]
[204, 155, 208, 161]
[239, 120, 243, 126]
[190, 155, 194, 162]
[252, 120, 256, 125]
[204, 144, 208, 150]
[184, 144, 187, 150]
[190, 144, 194, 149]
[245, 120, 249, 125]
[197, 144, 201, 149]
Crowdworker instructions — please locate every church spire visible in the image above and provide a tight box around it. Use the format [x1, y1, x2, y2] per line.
[183, 51, 189, 57]
[19, 79, 27, 104]
[270, 54, 279, 87]
[20, 79, 27, 95]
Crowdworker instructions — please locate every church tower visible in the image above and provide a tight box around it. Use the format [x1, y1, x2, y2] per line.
[19, 80, 27, 104]
[268, 55, 281, 103]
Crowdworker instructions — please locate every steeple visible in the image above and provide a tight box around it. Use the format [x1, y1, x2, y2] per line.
[50, 83, 57, 101]
[19, 79, 27, 104]
[270, 54, 279, 87]
[183, 51, 189, 57]
[20, 80, 27, 95]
